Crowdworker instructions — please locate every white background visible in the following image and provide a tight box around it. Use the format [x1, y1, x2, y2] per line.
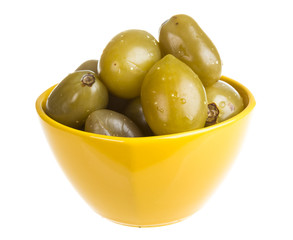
[1, 0, 292, 239]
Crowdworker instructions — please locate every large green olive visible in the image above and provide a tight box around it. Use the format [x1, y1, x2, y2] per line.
[124, 97, 153, 136]
[141, 54, 208, 135]
[75, 59, 98, 75]
[46, 70, 108, 129]
[84, 109, 143, 137]
[205, 80, 244, 126]
[159, 14, 222, 86]
[99, 29, 161, 99]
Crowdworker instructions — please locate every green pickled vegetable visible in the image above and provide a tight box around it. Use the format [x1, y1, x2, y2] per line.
[99, 29, 161, 99]
[205, 80, 244, 126]
[141, 54, 208, 135]
[46, 70, 108, 129]
[159, 14, 222, 86]
[75, 60, 98, 75]
[85, 109, 143, 137]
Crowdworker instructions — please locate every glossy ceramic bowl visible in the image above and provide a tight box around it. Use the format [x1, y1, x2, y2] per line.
[36, 76, 255, 227]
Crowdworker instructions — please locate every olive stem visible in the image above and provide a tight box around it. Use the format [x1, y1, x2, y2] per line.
[81, 73, 96, 87]
[205, 102, 219, 127]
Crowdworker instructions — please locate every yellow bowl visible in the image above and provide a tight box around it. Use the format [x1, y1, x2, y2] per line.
[35, 76, 255, 227]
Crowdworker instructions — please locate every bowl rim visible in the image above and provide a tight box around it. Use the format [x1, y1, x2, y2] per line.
[35, 75, 256, 143]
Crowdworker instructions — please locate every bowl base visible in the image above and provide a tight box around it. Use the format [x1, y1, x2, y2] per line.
[107, 217, 188, 228]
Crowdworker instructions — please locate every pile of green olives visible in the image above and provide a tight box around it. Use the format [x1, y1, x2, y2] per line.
[46, 14, 245, 137]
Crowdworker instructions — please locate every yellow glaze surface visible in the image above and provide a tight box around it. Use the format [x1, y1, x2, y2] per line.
[36, 76, 255, 227]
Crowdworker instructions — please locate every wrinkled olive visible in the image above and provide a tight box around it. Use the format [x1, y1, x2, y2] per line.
[124, 97, 153, 136]
[75, 60, 98, 75]
[141, 54, 208, 135]
[205, 80, 244, 126]
[99, 29, 161, 99]
[159, 14, 222, 86]
[46, 70, 108, 129]
[84, 109, 143, 137]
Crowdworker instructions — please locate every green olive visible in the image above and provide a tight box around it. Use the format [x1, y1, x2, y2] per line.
[84, 109, 143, 137]
[205, 80, 244, 126]
[107, 93, 129, 113]
[159, 14, 222, 86]
[124, 97, 153, 136]
[75, 60, 98, 75]
[46, 70, 108, 129]
[99, 29, 161, 99]
[141, 54, 208, 135]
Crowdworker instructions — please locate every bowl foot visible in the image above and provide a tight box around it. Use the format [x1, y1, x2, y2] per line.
[107, 217, 188, 228]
